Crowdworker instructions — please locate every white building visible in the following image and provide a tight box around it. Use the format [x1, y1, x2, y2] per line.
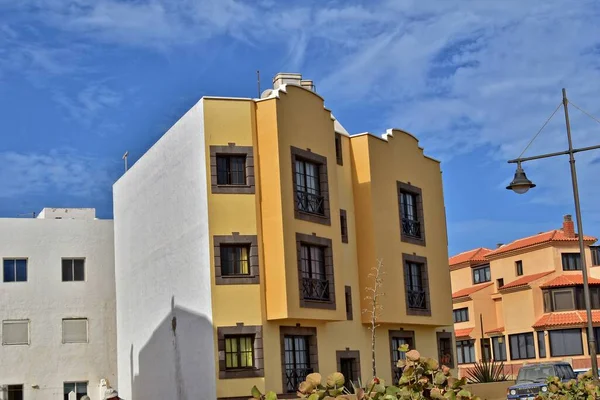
[0, 208, 117, 400]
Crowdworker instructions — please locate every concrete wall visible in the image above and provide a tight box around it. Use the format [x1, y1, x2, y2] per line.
[113, 99, 216, 400]
[464, 381, 515, 400]
[0, 217, 116, 400]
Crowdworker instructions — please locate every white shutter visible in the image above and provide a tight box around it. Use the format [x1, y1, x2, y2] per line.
[62, 319, 88, 343]
[2, 320, 29, 345]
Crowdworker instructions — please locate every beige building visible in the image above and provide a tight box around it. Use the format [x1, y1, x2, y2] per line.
[449, 215, 600, 376]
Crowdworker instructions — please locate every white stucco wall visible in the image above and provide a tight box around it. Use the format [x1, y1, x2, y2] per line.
[113, 99, 216, 400]
[0, 217, 117, 400]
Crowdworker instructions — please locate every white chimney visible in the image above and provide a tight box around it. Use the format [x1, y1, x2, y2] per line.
[273, 73, 302, 89]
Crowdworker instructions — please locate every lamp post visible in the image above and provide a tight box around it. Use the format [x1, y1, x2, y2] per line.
[506, 88, 600, 378]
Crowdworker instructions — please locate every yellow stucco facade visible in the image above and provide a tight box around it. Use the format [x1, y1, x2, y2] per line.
[202, 78, 453, 399]
[449, 217, 600, 377]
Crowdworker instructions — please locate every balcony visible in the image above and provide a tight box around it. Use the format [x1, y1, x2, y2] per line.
[284, 367, 313, 392]
[301, 277, 330, 301]
[296, 191, 325, 215]
[401, 218, 421, 238]
[407, 289, 427, 309]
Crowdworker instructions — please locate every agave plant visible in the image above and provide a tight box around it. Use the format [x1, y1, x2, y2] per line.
[465, 359, 508, 383]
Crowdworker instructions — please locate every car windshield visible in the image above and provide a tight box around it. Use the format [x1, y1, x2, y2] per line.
[517, 366, 555, 383]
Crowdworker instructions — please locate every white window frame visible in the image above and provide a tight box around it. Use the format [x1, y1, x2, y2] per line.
[2, 320, 30, 345]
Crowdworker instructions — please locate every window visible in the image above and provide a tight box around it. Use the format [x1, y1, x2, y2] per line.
[472, 265, 491, 284]
[549, 329, 583, 357]
[345, 286, 353, 320]
[390, 330, 415, 383]
[2, 320, 29, 345]
[213, 235, 259, 285]
[552, 289, 575, 311]
[6, 384, 23, 400]
[62, 259, 85, 281]
[562, 253, 582, 271]
[543, 287, 600, 312]
[336, 350, 360, 393]
[509, 333, 536, 360]
[537, 331, 546, 358]
[3, 259, 27, 282]
[335, 133, 343, 165]
[295, 159, 324, 215]
[492, 336, 507, 361]
[284, 335, 312, 392]
[481, 338, 492, 362]
[224, 335, 254, 369]
[340, 209, 348, 243]
[217, 155, 246, 185]
[453, 308, 469, 323]
[497, 278, 504, 290]
[218, 325, 263, 378]
[592, 246, 600, 266]
[220, 245, 250, 276]
[300, 244, 328, 301]
[456, 340, 476, 364]
[516, 260, 523, 276]
[64, 382, 87, 400]
[437, 332, 454, 368]
[62, 318, 88, 343]
[397, 182, 425, 245]
[405, 262, 426, 310]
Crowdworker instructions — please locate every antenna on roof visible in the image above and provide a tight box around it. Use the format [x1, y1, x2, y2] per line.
[257, 70, 261, 98]
[17, 212, 36, 218]
[122, 151, 129, 172]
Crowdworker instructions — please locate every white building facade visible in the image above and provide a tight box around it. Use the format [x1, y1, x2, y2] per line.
[0, 208, 117, 400]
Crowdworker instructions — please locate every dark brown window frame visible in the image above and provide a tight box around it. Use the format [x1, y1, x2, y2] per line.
[291, 147, 331, 225]
[437, 332, 454, 368]
[210, 145, 255, 194]
[336, 349, 360, 390]
[213, 234, 259, 285]
[389, 330, 415, 383]
[403, 253, 431, 316]
[344, 286, 353, 320]
[340, 209, 348, 243]
[397, 182, 426, 246]
[217, 324, 263, 379]
[296, 233, 336, 310]
[515, 260, 524, 276]
[335, 133, 343, 166]
[280, 326, 318, 393]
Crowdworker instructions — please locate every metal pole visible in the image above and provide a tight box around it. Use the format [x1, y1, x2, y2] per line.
[257, 70, 261, 98]
[562, 88, 598, 378]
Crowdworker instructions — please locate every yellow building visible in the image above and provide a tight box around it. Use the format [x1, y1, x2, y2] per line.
[449, 215, 600, 377]
[114, 72, 454, 400]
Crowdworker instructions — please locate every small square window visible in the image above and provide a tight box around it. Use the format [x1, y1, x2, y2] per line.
[64, 382, 88, 400]
[224, 335, 255, 369]
[216, 155, 247, 185]
[3, 259, 27, 282]
[515, 260, 523, 276]
[562, 253, 582, 271]
[2, 320, 29, 345]
[62, 259, 85, 282]
[220, 245, 251, 276]
[62, 318, 88, 344]
[472, 265, 491, 284]
[7, 384, 23, 400]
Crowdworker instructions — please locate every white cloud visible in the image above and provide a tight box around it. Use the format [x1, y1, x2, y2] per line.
[53, 83, 123, 127]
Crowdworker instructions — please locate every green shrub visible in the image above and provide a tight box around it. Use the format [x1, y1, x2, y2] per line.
[535, 369, 600, 399]
[465, 359, 508, 383]
[250, 346, 480, 400]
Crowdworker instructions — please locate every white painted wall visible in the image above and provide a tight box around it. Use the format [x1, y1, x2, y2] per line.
[113, 99, 216, 400]
[0, 217, 117, 400]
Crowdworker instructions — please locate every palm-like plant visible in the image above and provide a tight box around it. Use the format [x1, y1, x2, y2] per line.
[466, 359, 508, 383]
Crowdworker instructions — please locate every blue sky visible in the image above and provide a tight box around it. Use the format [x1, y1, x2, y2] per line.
[1, 0, 600, 256]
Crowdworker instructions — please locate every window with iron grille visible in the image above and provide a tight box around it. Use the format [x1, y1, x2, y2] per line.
[390, 331, 414, 384]
[300, 244, 329, 301]
[62, 259, 85, 282]
[63, 382, 87, 400]
[562, 253, 582, 271]
[472, 265, 491, 284]
[283, 335, 312, 393]
[400, 191, 420, 238]
[6, 384, 23, 400]
[515, 260, 523, 276]
[453, 308, 469, 323]
[220, 245, 250, 276]
[456, 340, 476, 364]
[3, 259, 27, 282]
[492, 336, 507, 361]
[592, 246, 600, 266]
[405, 262, 426, 310]
[509, 332, 536, 360]
[224, 335, 254, 369]
[335, 133, 343, 165]
[295, 159, 324, 215]
[217, 155, 246, 185]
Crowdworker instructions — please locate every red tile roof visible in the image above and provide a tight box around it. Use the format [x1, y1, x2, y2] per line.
[455, 328, 474, 338]
[486, 230, 596, 257]
[540, 274, 600, 288]
[499, 271, 554, 290]
[449, 247, 492, 266]
[533, 310, 600, 329]
[485, 326, 505, 334]
[452, 282, 494, 299]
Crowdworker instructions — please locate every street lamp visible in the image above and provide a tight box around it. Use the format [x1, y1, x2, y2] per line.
[507, 88, 600, 379]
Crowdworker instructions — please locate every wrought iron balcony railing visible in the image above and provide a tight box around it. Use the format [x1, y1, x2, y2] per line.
[302, 277, 330, 301]
[284, 367, 313, 392]
[402, 217, 421, 238]
[407, 289, 427, 309]
[296, 191, 325, 215]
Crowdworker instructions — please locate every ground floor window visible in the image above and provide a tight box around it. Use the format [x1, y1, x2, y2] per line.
[492, 336, 507, 361]
[537, 331, 546, 358]
[509, 333, 536, 360]
[6, 385, 23, 400]
[456, 340, 476, 364]
[548, 329, 583, 357]
[284, 335, 312, 392]
[64, 382, 87, 400]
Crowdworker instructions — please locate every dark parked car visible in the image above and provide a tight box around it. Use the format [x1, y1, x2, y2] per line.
[507, 362, 576, 399]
